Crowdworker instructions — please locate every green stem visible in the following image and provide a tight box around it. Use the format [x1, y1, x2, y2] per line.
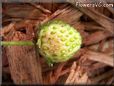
[0, 41, 34, 46]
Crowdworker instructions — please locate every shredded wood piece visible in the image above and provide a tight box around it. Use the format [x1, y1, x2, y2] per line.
[60, 68, 70, 76]
[65, 62, 77, 84]
[3, 18, 23, 23]
[66, 64, 90, 84]
[52, 62, 66, 84]
[73, 22, 89, 39]
[102, 1, 114, 14]
[5, 31, 43, 84]
[83, 50, 114, 67]
[106, 7, 114, 14]
[73, 48, 87, 58]
[84, 22, 104, 31]
[90, 69, 114, 83]
[73, 72, 89, 84]
[103, 40, 114, 56]
[3, 15, 45, 20]
[3, 67, 10, 74]
[29, 3, 52, 14]
[41, 4, 71, 24]
[76, 7, 114, 35]
[83, 31, 112, 46]
[0, 22, 15, 36]
[1, 9, 46, 37]
[106, 77, 114, 84]
[98, 39, 105, 52]
[67, 1, 114, 34]
[54, 63, 66, 77]
[54, 6, 83, 25]
[87, 63, 107, 73]
[88, 44, 100, 51]
[44, 62, 67, 84]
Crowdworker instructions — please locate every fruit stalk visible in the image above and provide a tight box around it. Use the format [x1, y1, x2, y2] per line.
[0, 41, 34, 46]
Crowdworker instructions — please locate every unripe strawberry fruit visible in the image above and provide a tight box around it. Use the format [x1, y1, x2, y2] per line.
[37, 20, 82, 65]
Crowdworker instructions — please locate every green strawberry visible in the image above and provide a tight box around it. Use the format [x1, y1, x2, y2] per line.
[37, 20, 82, 66]
[1, 20, 82, 66]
